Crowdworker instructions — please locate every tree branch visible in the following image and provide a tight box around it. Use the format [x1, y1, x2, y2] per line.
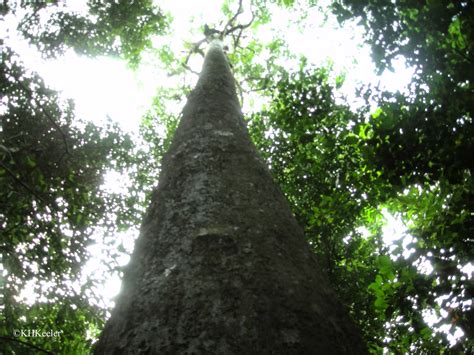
[0, 160, 55, 211]
[223, 0, 244, 37]
[182, 38, 207, 66]
[179, 0, 253, 76]
[0, 336, 55, 355]
[16, 80, 71, 157]
[181, 63, 200, 76]
[225, 12, 255, 38]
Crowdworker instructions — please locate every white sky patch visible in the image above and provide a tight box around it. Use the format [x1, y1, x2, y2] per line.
[38, 52, 154, 134]
[81, 229, 138, 306]
[158, 0, 223, 36]
[379, 56, 416, 94]
[356, 226, 371, 238]
[1, 10, 156, 135]
[460, 262, 474, 277]
[417, 256, 434, 275]
[61, 0, 89, 16]
[381, 209, 407, 242]
[283, 5, 415, 108]
[439, 324, 465, 346]
[422, 307, 465, 346]
[2, 0, 416, 135]
[102, 169, 133, 195]
[17, 279, 38, 305]
[381, 210, 417, 260]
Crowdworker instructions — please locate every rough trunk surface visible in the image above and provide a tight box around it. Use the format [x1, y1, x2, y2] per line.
[95, 42, 367, 354]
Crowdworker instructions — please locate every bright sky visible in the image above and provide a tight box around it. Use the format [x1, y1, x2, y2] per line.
[5, 0, 464, 346]
[2, 0, 415, 134]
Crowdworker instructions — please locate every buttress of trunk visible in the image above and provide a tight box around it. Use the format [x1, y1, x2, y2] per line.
[94, 40, 367, 354]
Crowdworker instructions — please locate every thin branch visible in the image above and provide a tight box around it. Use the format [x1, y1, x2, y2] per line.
[183, 38, 207, 66]
[1, 220, 24, 239]
[179, 0, 253, 76]
[16, 80, 71, 157]
[246, 77, 275, 93]
[223, 0, 244, 37]
[225, 12, 255, 36]
[181, 63, 200, 76]
[17, 6, 43, 31]
[0, 336, 55, 355]
[233, 27, 244, 49]
[248, 85, 276, 93]
[3, 132, 25, 142]
[0, 160, 55, 210]
[0, 144, 14, 161]
[235, 80, 244, 107]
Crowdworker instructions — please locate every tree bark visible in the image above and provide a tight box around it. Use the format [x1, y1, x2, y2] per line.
[95, 41, 367, 354]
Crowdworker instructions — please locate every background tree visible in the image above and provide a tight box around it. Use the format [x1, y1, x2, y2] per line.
[329, 1, 473, 352]
[0, 1, 167, 353]
[1, 47, 134, 353]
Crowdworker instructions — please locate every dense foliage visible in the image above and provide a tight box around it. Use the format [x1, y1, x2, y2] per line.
[332, 1, 473, 352]
[13, 0, 168, 67]
[1, 47, 134, 353]
[1, 0, 472, 353]
[1, 1, 167, 353]
[247, 0, 473, 352]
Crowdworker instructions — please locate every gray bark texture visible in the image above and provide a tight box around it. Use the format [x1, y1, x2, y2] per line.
[94, 42, 367, 354]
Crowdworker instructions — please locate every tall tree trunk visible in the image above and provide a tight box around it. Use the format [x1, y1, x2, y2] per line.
[95, 41, 367, 354]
